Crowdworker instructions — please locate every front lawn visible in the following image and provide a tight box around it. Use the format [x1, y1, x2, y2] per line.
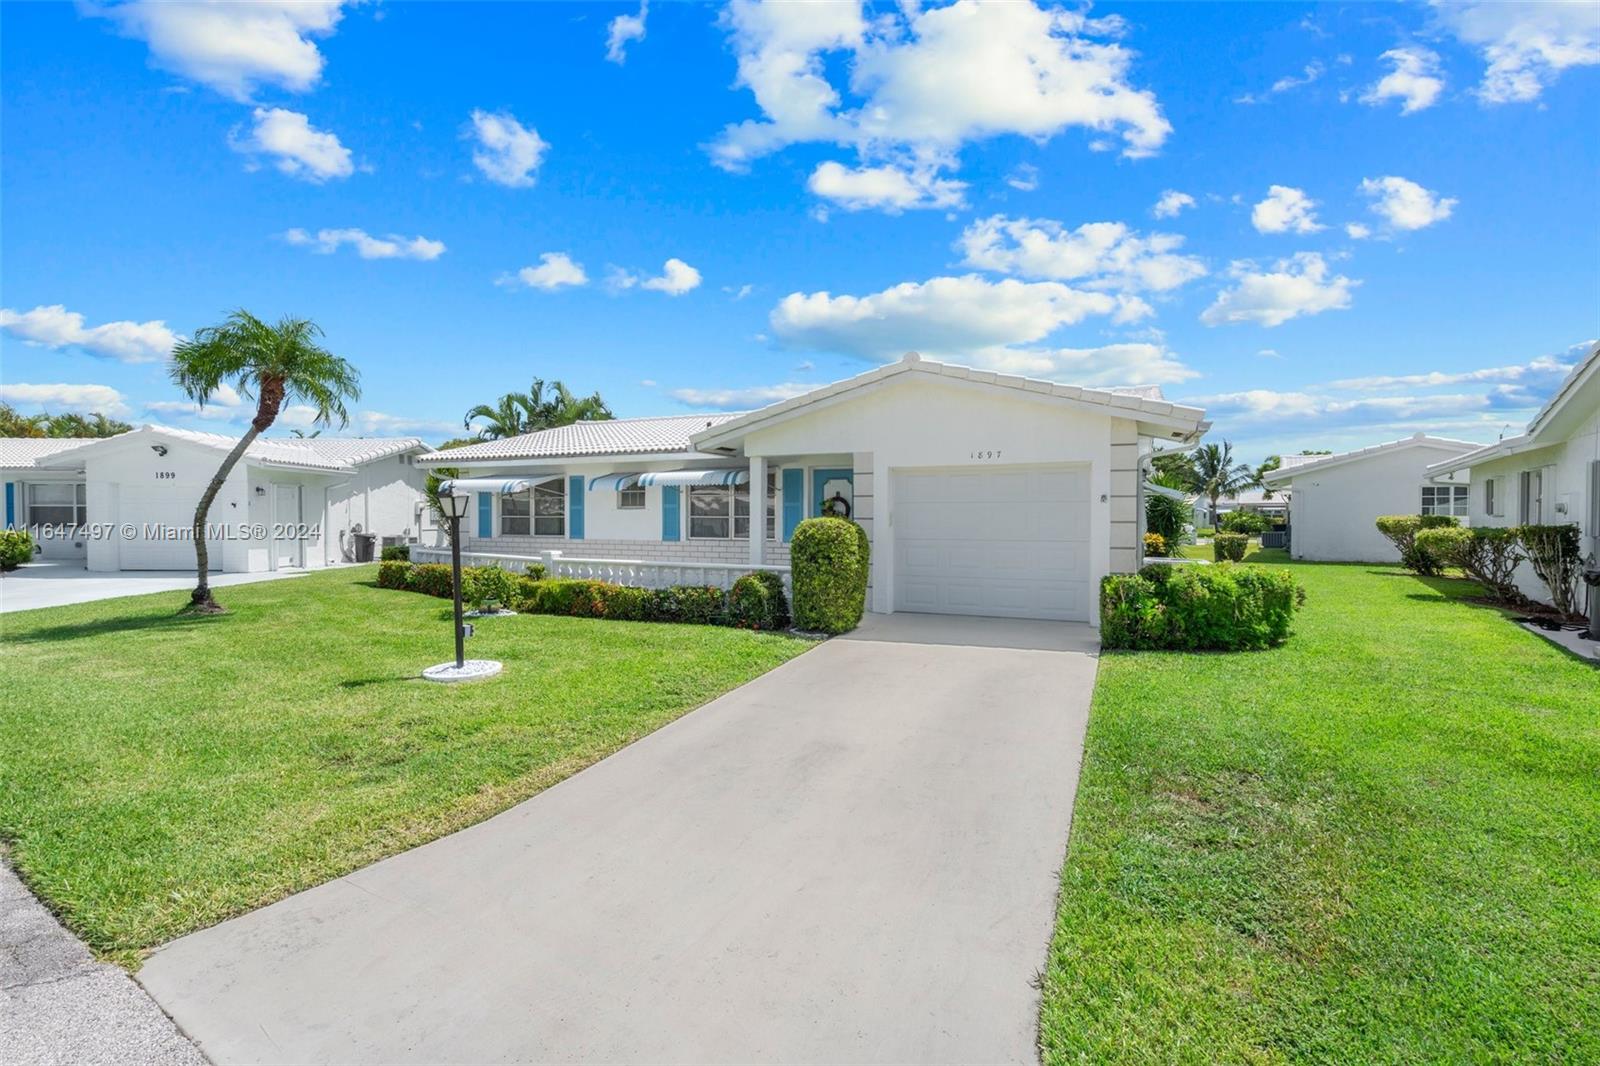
[0, 565, 811, 966]
[1041, 560, 1599, 1061]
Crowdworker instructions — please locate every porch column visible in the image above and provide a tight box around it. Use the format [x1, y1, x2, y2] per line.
[748, 455, 766, 567]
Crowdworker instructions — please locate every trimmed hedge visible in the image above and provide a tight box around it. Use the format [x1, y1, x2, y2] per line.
[1219, 510, 1269, 535]
[376, 559, 412, 589]
[1101, 563, 1306, 651]
[379, 544, 410, 562]
[1213, 532, 1247, 562]
[1376, 514, 1460, 574]
[728, 571, 790, 631]
[1, 528, 37, 571]
[791, 517, 869, 634]
[375, 561, 545, 606]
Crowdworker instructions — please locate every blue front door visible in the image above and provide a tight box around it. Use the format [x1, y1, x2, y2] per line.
[813, 468, 853, 518]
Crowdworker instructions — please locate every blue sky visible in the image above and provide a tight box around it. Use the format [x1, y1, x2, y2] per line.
[2, 1, 1597, 462]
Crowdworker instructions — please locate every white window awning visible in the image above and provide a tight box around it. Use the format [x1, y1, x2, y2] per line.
[635, 469, 749, 487]
[588, 473, 642, 492]
[439, 477, 543, 494]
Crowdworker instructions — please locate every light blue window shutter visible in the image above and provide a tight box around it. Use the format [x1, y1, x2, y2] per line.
[781, 468, 804, 541]
[661, 485, 680, 541]
[477, 493, 492, 537]
[568, 475, 585, 540]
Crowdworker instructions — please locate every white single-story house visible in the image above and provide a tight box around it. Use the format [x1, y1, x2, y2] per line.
[1260, 433, 1481, 563]
[1191, 487, 1289, 529]
[416, 353, 1209, 624]
[10, 426, 436, 572]
[1425, 342, 1599, 606]
[1, 438, 99, 561]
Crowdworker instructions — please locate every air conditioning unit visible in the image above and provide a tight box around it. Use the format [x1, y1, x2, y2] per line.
[381, 535, 405, 548]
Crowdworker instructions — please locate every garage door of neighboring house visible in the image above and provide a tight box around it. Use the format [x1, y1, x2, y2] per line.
[118, 485, 199, 570]
[893, 464, 1091, 621]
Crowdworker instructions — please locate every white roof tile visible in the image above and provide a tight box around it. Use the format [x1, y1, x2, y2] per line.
[20, 426, 424, 473]
[0, 438, 98, 470]
[417, 413, 744, 465]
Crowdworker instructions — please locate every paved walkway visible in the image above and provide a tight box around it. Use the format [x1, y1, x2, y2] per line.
[140, 614, 1099, 1064]
[1, 563, 312, 613]
[0, 858, 206, 1066]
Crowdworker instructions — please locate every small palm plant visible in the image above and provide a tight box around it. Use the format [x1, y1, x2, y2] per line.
[169, 311, 361, 611]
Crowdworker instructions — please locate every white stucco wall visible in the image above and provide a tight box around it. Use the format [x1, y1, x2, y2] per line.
[4, 470, 90, 561]
[1283, 442, 1474, 563]
[323, 453, 435, 563]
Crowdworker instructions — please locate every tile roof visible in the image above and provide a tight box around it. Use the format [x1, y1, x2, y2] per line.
[417, 414, 745, 465]
[20, 426, 425, 473]
[0, 438, 99, 470]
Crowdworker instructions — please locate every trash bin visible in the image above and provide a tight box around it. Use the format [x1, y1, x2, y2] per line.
[354, 531, 378, 562]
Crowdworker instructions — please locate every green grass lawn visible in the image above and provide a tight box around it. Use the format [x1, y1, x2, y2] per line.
[0, 565, 812, 967]
[1041, 559, 1599, 1062]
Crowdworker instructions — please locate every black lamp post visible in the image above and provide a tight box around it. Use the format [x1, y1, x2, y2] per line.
[437, 488, 471, 669]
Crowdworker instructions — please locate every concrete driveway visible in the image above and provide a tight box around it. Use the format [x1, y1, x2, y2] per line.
[0, 563, 310, 613]
[139, 613, 1098, 1064]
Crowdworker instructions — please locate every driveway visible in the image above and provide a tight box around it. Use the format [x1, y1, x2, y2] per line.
[139, 613, 1098, 1064]
[0, 563, 310, 613]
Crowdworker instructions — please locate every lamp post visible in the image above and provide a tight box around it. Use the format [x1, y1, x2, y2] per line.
[422, 486, 502, 683]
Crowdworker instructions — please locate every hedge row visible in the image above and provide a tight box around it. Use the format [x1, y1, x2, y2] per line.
[375, 560, 791, 631]
[1101, 563, 1305, 651]
[1414, 521, 1585, 617]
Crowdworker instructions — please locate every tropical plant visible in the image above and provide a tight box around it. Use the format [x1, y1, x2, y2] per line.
[169, 311, 360, 611]
[1149, 449, 1199, 488]
[1193, 441, 1255, 518]
[464, 378, 613, 440]
[1143, 531, 1169, 557]
[0, 403, 130, 439]
[424, 467, 462, 546]
[1145, 490, 1192, 544]
[0, 402, 48, 438]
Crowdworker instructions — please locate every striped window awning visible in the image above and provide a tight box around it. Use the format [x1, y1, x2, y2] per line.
[438, 477, 544, 494]
[588, 472, 642, 492]
[635, 469, 749, 487]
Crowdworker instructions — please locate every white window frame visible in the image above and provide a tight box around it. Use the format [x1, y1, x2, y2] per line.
[765, 469, 777, 541]
[617, 485, 646, 510]
[27, 482, 86, 531]
[686, 483, 752, 540]
[1420, 484, 1469, 518]
[1520, 469, 1542, 524]
[533, 477, 566, 537]
[1483, 477, 1496, 518]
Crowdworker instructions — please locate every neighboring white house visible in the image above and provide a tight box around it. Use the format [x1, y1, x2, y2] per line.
[415, 354, 1209, 624]
[1191, 487, 1289, 529]
[1425, 343, 1600, 606]
[16, 426, 435, 572]
[1260, 434, 1481, 562]
[1, 438, 97, 562]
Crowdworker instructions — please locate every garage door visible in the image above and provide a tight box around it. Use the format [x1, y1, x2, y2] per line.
[894, 465, 1091, 621]
[119, 485, 200, 570]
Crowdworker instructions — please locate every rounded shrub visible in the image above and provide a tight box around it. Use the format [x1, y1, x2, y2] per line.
[0, 529, 36, 571]
[462, 565, 518, 611]
[376, 560, 414, 589]
[728, 571, 791, 630]
[1213, 532, 1247, 562]
[379, 544, 411, 562]
[790, 517, 869, 634]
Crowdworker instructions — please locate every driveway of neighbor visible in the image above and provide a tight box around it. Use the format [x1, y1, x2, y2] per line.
[0, 563, 311, 613]
[139, 613, 1099, 1065]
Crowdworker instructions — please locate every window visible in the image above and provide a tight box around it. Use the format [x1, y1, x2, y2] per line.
[618, 485, 645, 510]
[688, 485, 730, 539]
[766, 469, 777, 540]
[734, 483, 751, 539]
[533, 478, 565, 536]
[28, 483, 86, 530]
[500, 490, 530, 535]
[1484, 477, 1496, 518]
[1520, 470, 1542, 524]
[1421, 484, 1469, 517]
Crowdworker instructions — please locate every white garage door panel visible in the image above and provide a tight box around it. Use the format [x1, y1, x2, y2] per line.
[893, 465, 1091, 622]
[119, 487, 201, 570]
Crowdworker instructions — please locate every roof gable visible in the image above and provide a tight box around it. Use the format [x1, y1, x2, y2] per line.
[30, 425, 423, 473]
[0, 437, 100, 470]
[1262, 433, 1482, 484]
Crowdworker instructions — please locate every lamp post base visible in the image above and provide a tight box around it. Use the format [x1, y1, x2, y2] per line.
[422, 659, 504, 684]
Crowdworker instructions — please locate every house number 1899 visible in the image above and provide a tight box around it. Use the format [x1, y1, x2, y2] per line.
[970, 450, 1002, 460]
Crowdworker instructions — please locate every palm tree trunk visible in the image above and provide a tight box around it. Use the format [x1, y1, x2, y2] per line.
[190, 427, 262, 609]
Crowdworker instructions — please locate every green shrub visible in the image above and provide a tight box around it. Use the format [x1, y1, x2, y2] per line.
[652, 585, 727, 625]
[1418, 514, 1460, 530]
[1219, 510, 1269, 535]
[1416, 525, 1527, 604]
[376, 560, 413, 589]
[728, 571, 791, 630]
[1143, 531, 1169, 558]
[379, 544, 411, 562]
[1101, 564, 1305, 651]
[462, 565, 518, 611]
[410, 563, 455, 598]
[791, 517, 869, 634]
[1518, 523, 1584, 617]
[1213, 532, 1247, 562]
[1375, 515, 1451, 574]
[517, 577, 598, 615]
[1145, 492, 1192, 543]
[0, 529, 36, 571]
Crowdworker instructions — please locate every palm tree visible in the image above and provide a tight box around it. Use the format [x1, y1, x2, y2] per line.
[170, 311, 360, 611]
[0, 402, 49, 438]
[464, 378, 612, 439]
[1193, 441, 1255, 518]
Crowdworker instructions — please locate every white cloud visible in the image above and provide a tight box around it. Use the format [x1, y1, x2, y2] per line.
[724, 283, 754, 300]
[231, 107, 354, 182]
[1006, 163, 1040, 192]
[807, 161, 966, 212]
[284, 227, 445, 261]
[499, 252, 589, 291]
[90, 0, 347, 101]
[1251, 185, 1323, 234]
[711, 0, 1169, 202]
[1151, 190, 1195, 218]
[606, 1, 648, 64]
[146, 382, 246, 422]
[1345, 222, 1372, 240]
[1434, 0, 1600, 104]
[1200, 253, 1357, 328]
[667, 382, 814, 410]
[1360, 175, 1457, 231]
[1360, 47, 1446, 113]
[1238, 61, 1325, 103]
[467, 109, 548, 188]
[957, 216, 1206, 295]
[0, 382, 131, 417]
[0, 304, 179, 364]
[1328, 353, 1576, 392]
[640, 258, 703, 296]
[351, 411, 461, 436]
[977, 342, 1199, 385]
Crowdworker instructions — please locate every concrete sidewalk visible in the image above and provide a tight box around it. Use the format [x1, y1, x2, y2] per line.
[1, 563, 313, 613]
[140, 613, 1098, 1064]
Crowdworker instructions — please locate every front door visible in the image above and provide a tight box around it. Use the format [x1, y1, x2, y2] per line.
[274, 484, 301, 569]
[813, 468, 854, 519]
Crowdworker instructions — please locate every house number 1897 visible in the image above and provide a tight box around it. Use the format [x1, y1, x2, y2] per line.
[970, 450, 1002, 460]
